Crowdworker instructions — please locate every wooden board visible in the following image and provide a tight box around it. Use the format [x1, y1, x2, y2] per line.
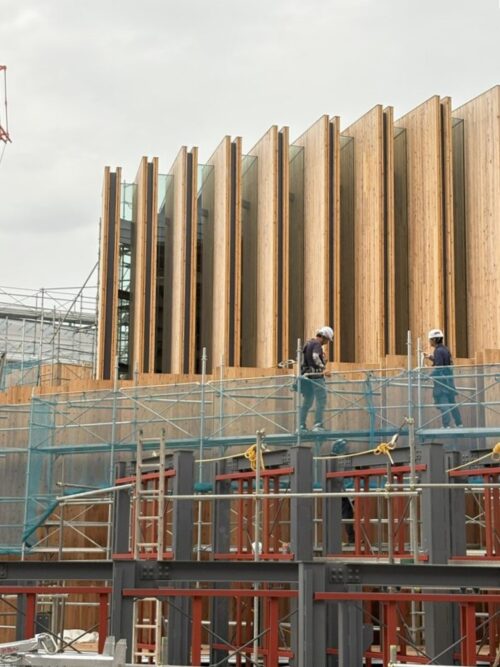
[130, 157, 159, 375]
[383, 107, 396, 355]
[452, 86, 500, 357]
[342, 106, 385, 363]
[330, 117, 340, 363]
[248, 126, 279, 368]
[96, 166, 121, 380]
[293, 116, 331, 343]
[207, 137, 231, 371]
[168, 147, 198, 374]
[395, 96, 445, 346]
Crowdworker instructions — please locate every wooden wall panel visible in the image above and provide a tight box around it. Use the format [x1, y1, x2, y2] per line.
[395, 96, 445, 345]
[130, 157, 159, 375]
[343, 106, 385, 363]
[202, 137, 242, 372]
[383, 107, 396, 355]
[279, 127, 290, 363]
[453, 86, 500, 356]
[293, 116, 330, 342]
[96, 167, 121, 380]
[330, 117, 340, 363]
[249, 126, 279, 368]
[208, 137, 231, 370]
[168, 147, 198, 374]
[440, 97, 456, 356]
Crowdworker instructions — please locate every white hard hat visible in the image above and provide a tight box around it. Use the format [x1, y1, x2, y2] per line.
[428, 328, 444, 340]
[316, 326, 334, 341]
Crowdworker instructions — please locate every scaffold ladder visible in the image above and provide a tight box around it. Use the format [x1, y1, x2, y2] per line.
[131, 597, 163, 665]
[133, 431, 166, 560]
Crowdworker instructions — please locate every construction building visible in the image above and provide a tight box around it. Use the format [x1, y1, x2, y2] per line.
[0, 86, 500, 665]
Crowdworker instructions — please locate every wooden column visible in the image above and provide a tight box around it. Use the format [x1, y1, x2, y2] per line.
[453, 85, 500, 357]
[293, 116, 331, 344]
[168, 147, 198, 374]
[96, 167, 121, 380]
[395, 96, 445, 350]
[342, 106, 385, 363]
[130, 157, 158, 375]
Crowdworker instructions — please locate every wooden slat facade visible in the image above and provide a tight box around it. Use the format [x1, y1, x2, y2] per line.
[96, 88, 500, 374]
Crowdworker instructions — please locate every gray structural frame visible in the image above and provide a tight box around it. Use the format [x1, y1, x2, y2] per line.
[2, 441, 500, 666]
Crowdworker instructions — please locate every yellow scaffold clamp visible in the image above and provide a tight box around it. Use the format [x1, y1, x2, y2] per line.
[373, 431, 399, 465]
[492, 442, 500, 462]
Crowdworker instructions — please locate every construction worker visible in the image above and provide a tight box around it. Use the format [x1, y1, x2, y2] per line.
[424, 328, 463, 428]
[298, 326, 333, 432]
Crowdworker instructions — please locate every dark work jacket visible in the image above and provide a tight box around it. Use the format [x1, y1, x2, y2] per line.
[430, 343, 457, 393]
[301, 338, 326, 378]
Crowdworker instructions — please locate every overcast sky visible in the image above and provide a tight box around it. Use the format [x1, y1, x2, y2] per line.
[0, 0, 499, 291]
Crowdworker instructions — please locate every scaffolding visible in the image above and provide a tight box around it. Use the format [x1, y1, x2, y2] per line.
[0, 279, 97, 391]
[0, 358, 499, 664]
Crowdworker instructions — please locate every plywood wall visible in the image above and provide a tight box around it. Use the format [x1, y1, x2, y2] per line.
[395, 96, 445, 345]
[343, 106, 385, 363]
[453, 86, 500, 357]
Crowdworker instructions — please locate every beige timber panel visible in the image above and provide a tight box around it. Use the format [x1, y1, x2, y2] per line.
[383, 107, 396, 355]
[249, 126, 279, 368]
[453, 86, 500, 356]
[96, 166, 121, 380]
[440, 98, 456, 356]
[343, 106, 385, 363]
[130, 158, 159, 374]
[232, 137, 242, 368]
[168, 148, 198, 374]
[396, 96, 445, 344]
[208, 138, 231, 370]
[293, 116, 330, 341]
[279, 127, 290, 363]
[330, 118, 340, 363]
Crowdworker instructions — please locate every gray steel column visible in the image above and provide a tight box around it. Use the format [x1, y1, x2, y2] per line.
[293, 562, 327, 667]
[171, 450, 194, 558]
[110, 561, 135, 661]
[290, 445, 314, 560]
[324, 456, 343, 555]
[420, 443, 450, 563]
[446, 451, 466, 557]
[166, 451, 194, 665]
[338, 585, 366, 667]
[210, 459, 231, 664]
[166, 584, 191, 666]
[420, 443, 455, 663]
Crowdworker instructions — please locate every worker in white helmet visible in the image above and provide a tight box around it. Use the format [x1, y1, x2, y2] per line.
[298, 326, 334, 432]
[424, 329, 463, 428]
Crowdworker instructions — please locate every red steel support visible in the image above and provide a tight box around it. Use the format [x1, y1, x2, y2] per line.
[24, 593, 36, 639]
[191, 595, 203, 666]
[98, 593, 108, 653]
[459, 602, 477, 665]
[382, 601, 398, 666]
[267, 596, 280, 667]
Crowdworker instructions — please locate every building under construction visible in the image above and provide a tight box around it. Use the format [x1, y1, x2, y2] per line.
[1, 86, 500, 666]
